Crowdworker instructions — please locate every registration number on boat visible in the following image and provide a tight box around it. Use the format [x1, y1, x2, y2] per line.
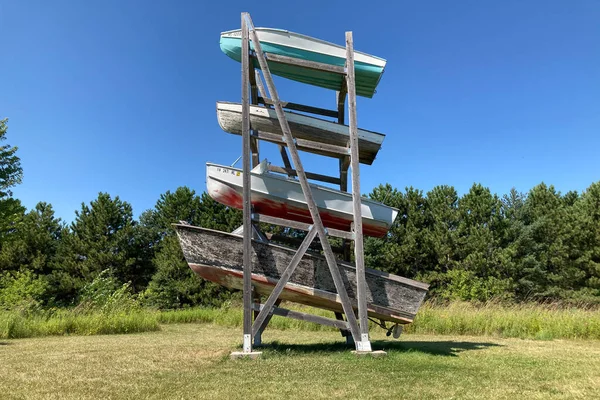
[216, 167, 241, 176]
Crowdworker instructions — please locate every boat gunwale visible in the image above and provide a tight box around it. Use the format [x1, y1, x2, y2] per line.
[207, 174, 389, 227]
[175, 224, 430, 290]
[188, 262, 416, 324]
[206, 162, 400, 214]
[216, 101, 386, 144]
[220, 27, 387, 67]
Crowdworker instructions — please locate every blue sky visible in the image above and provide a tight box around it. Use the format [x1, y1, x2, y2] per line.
[1, 1, 599, 222]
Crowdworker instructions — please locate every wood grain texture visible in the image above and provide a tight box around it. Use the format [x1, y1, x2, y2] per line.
[246, 18, 362, 341]
[346, 31, 369, 338]
[260, 52, 346, 75]
[251, 227, 318, 336]
[267, 165, 341, 185]
[217, 102, 382, 165]
[253, 303, 351, 330]
[175, 225, 429, 324]
[251, 213, 355, 240]
[241, 15, 253, 341]
[249, 129, 349, 159]
[259, 97, 339, 118]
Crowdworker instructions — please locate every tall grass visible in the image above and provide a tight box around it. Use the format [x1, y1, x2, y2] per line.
[158, 304, 336, 332]
[2, 301, 600, 340]
[0, 309, 160, 339]
[404, 301, 600, 340]
[158, 301, 600, 340]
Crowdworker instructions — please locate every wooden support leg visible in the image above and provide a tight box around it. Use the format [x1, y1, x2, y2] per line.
[253, 293, 262, 346]
[346, 31, 371, 352]
[252, 298, 282, 346]
[240, 14, 254, 355]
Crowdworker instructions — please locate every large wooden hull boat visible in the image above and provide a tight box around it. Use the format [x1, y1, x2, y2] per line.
[216, 101, 385, 165]
[220, 28, 386, 98]
[175, 225, 429, 324]
[206, 162, 398, 238]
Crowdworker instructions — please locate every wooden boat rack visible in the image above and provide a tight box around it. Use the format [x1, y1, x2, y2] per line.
[237, 12, 377, 354]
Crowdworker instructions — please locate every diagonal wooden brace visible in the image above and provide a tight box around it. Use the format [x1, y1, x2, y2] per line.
[243, 12, 361, 343]
[251, 226, 318, 337]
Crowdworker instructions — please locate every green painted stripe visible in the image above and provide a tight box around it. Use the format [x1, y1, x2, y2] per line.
[220, 37, 384, 98]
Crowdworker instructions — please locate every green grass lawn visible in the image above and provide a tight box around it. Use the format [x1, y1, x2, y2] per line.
[1, 324, 599, 399]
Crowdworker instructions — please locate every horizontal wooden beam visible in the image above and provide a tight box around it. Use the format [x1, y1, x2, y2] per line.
[255, 52, 346, 75]
[268, 165, 341, 185]
[268, 233, 344, 254]
[258, 97, 339, 118]
[252, 213, 354, 240]
[252, 303, 350, 331]
[251, 130, 349, 158]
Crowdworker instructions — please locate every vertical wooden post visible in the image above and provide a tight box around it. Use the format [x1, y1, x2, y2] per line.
[346, 31, 371, 352]
[253, 292, 262, 346]
[241, 15, 253, 353]
[339, 156, 351, 262]
[249, 63, 260, 168]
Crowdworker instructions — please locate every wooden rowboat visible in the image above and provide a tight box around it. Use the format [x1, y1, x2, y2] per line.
[220, 28, 386, 98]
[175, 224, 429, 324]
[207, 162, 398, 238]
[216, 101, 385, 165]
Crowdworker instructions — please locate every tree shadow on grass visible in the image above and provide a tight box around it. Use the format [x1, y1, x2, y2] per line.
[256, 339, 502, 357]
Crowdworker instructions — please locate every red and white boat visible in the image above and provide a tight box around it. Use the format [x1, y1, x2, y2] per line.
[206, 161, 398, 238]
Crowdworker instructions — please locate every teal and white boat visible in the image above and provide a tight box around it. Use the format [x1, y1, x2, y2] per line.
[220, 28, 386, 98]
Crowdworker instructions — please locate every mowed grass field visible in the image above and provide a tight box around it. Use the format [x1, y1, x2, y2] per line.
[1, 323, 599, 400]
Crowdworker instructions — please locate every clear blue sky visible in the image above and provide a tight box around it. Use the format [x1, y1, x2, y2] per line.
[1, 1, 599, 222]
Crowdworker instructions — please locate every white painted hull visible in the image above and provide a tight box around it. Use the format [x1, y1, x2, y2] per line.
[206, 163, 398, 238]
[216, 101, 385, 165]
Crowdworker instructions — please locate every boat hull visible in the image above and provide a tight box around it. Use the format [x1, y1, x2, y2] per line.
[175, 225, 429, 324]
[220, 28, 386, 98]
[207, 163, 397, 238]
[216, 102, 384, 165]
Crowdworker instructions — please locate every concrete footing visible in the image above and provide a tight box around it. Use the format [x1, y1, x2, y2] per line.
[230, 351, 263, 360]
[351, 350, 388, 358]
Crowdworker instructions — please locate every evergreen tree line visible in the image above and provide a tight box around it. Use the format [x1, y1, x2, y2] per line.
[0, 118, 598, 309]
[366, 182, 600, 303]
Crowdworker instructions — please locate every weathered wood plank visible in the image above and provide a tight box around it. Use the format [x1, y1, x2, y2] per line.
[252, 292, 262, 345]
[252, 303, 351, 331]
[252, 227, 318, 337]
[251, 213, 354, 240]
[337, 79, 347, 125]
[217, 103, 382, 164]
[250, 130, 349, 158]
[339, 156, 350, 192]
[278, 145, 294, 176]
[177, 225, 429, 323]
[267, 165, 341, 185]
[253, 70, 267, 100]
[268, 233, 344, 254]
[249, 55, 260, 168]
[241, 14, 253, 351]
[346, 31, 370, 348]
[246, 14, 359, 343]
[259, 97, 339, 118]
[253, 298, 282, 344]
[254, 72, 293, 175]
[257, 52, 346, 75]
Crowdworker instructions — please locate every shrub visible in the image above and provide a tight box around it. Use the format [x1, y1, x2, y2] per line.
[0, 270, 49, 312]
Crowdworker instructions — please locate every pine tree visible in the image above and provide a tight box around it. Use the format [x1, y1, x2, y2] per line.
[51, 193, 141, 303]
[0, 119, 25, 245]
[143, 187, 238, 308]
